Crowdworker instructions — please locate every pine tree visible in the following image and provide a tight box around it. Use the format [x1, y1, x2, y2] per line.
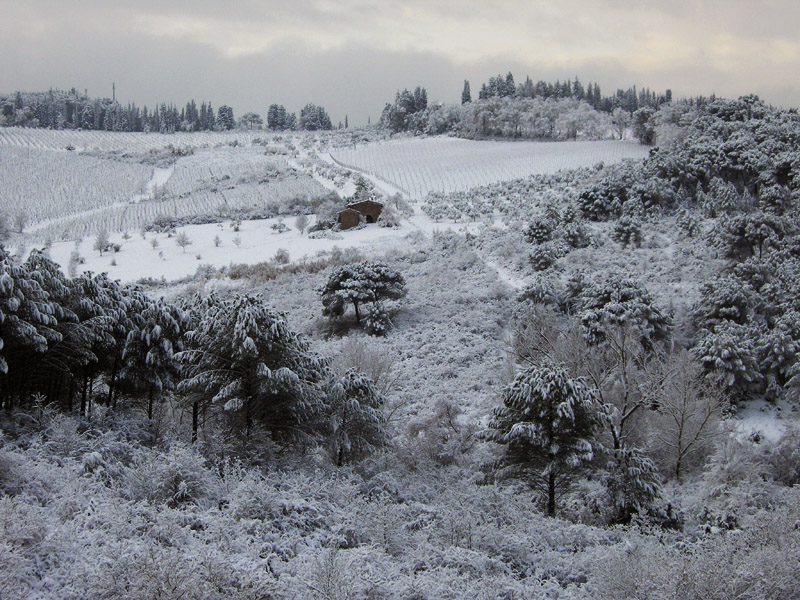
[319, 262, 406, 324]
[217, 105, 235, 130]
[461, 80, 472, 105]
[120, 297, 186, 419]
[481, 363, 607, 516]
[176, 293, 328, 441]
[325, 369, 387, 466]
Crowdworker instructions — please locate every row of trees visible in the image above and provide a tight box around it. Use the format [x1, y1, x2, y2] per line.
[0, 88, 237, 133]
[382, 93, 612, 140]
[0, 88, 334, 132]
[0, 249, 391, 463]
[465, 73, 672, 114]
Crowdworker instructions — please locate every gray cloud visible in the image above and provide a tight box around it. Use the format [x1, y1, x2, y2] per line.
[0, 1, 797, 125]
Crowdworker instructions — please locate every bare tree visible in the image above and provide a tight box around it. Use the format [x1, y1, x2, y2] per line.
[295, 214, 309, 234]
[12, 211, 27, 234]
[332, 337, 398, 396]
[646, 350, 726, 480]
[175, 231, 192, 253]
[612, 107, 631, 140]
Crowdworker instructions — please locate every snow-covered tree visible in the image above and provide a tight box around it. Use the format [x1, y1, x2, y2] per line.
[603, 446, 661, 524]
[238, 112, 262, 129]
[324, 369, 387, 466]
[93, 229, 109, 256]
[319, 262, 406, 325]
[216, 105, 235, 130]
[461, 80, 471, 105]
[578, 274, 671, 350]
[175, 231, 192, 253]
[176, 293, 328, 441]
[481, 363, 607, 516]
[524, 217, 554, 245]
[693, 321, 762, 397]
[298, 103, 332, 131]
[120, 297, 186, 419]
[0, 248, 60, 384]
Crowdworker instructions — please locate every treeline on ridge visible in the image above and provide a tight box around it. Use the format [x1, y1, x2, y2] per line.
[0, 88, 334, 133]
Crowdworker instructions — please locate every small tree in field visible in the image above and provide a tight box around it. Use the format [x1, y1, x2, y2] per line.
[94, 229, 110, 255]
[481, 363, 607, 516]
[295, 214, 309, 234]
[12, 211, 27, 234]
[175, 231, 192, 253]
[319, 261, 405, 325]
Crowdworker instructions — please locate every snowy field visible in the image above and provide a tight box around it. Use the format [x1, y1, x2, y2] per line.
[330, 137, 649, 199]
[0, 146, 152, 224]
[2, 143, 325, 243]
[0, 126, 277, 152]
[45, 213, 478, 283]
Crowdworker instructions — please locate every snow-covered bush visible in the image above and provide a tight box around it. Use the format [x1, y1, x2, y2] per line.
[376, 204, 401, 228]
[676, 207, 701, 237]
[123, 444, 220, 508]
[524, 217, 555, 245]
[561, 218, 591, 249]
[363, 303, 393, 336]
[611, 214, 643, 248]
[528, 242, 560, 271]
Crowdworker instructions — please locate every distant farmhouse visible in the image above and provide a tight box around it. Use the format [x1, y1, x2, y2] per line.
[337, 200, 384, 230]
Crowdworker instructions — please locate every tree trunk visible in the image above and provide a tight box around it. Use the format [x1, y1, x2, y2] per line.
[547, 471, 556, 517]
[353, 301, 361, 324]
[192, 401, 199, 443]
[107, 357, 118, 407]
[80, 370, 88, 417]
[148, 387, 154, 420]
[67, 376, 75, 413]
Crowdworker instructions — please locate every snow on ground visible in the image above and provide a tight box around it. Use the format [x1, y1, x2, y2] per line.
[45, 212, 477, 283]
[330, 137, 650, 200]
[0, 126, 275, 152]
[131, 166, 174, 202]
[734, 398, 794, 443]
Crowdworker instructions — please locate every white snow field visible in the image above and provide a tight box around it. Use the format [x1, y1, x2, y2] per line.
[1, 144, 325, 243]
[0, 146, 152, 225]
[45, 213, 479, 284]
[330, 137, 650, 199]
[0, 126, 275, 152]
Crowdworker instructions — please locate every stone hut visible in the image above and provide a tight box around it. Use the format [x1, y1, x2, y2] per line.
[337, 200, 384, 230]
[337, 208, 362, 230]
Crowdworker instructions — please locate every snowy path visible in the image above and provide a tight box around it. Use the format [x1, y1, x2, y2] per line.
[131, 166, 174, 203]
[321, 151, 408, 197]
[484, 259, 526, 290]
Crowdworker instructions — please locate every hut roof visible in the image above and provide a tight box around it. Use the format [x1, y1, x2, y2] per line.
[347, 199, 384, 210]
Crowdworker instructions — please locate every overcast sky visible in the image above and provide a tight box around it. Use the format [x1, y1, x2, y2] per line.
[1, 1, 798, 126]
